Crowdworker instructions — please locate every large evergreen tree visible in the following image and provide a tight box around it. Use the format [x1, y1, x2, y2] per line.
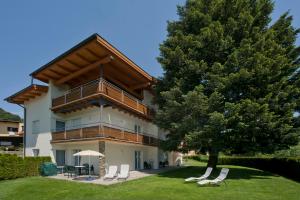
[155, 0, 300, 167]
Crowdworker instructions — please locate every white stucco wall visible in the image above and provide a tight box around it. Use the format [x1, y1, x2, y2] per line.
[52, 141, 100, 173]
[52, 106, 159, 137]
[24, 90, 53, 159]
[24, 81, 174, 168]
[105, 142, 159, 170]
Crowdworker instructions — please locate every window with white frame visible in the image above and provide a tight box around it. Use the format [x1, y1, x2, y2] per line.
[70, 118, 81, 129]
[134, 124, 141, 134]
[32, 120, 40, 134]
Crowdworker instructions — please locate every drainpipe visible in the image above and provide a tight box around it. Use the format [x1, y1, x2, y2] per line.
[17, 104, 26, 158]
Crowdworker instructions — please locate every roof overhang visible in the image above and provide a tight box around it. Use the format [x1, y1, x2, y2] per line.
[30, 33, 154, 89]
[5, 84, 48, 104]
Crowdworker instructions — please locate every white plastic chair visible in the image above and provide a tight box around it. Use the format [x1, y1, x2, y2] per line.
[117, 164, 130, 180]
[185, 167, 213, 182]
[103, 165, 118, 180]
[197, 168, 229, 186]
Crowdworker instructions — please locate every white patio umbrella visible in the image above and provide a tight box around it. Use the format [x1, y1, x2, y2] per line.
[73, 150, 105, 178]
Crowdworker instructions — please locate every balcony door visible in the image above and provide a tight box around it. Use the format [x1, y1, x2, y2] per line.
[73, 149, 81, 166]
[134, 151, 142, 170]
[56, 150, 65, 166]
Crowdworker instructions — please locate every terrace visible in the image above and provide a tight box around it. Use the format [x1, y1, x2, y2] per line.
[51, 121, 159, 146]
[51, 78, 155, 120]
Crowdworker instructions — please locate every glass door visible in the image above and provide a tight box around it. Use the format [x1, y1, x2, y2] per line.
[134, 151, 141, 170]
[56, 150, 65, 166]
[73, 149, 81, 166]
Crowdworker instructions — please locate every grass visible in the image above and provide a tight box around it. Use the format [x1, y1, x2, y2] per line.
[0, 160, 299, 200]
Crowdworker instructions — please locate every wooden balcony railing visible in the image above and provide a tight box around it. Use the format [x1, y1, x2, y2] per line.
[51, 122, 159, 146]
[52, 78, 155, 118]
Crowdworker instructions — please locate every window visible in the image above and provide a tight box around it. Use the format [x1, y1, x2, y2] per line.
[32, 149, 40, 157]
[0, 141, 12, 146]
[32, 120, 40, 134]
[7, 127, 18, 132]
[134, 125, 141, 134]
[56, 120, 65, 132]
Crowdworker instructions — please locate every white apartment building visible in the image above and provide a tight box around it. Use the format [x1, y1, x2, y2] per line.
[5, 34, 182, 175]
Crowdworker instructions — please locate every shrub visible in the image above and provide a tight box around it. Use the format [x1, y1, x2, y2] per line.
[0, 154, 51, 180]
[188, 155, 300, 182]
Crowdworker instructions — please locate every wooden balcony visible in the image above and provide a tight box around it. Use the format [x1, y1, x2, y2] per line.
[51, 78, 154, 120]
[51, 123, 159, 147]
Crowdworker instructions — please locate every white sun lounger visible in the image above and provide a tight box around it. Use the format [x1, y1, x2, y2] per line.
[185, 167, 213, 182]
[103, 165, 118, 180]
[197, 168, 229, 186]
[117, 164, 130, 180]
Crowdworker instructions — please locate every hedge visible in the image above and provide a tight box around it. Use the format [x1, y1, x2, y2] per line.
[188, 155, 300, 182]
[0, 154, 51, 180]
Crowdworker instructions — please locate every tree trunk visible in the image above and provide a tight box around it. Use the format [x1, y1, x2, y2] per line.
[207, 150, 219, 169]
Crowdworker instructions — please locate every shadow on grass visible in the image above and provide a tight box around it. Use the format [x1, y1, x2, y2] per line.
[157, 165, 275, 180]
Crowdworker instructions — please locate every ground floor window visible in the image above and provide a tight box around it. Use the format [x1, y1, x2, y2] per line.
[7, 127, 18, 132]
[56, 150, 65, 166]
[32, 149, 40, 157]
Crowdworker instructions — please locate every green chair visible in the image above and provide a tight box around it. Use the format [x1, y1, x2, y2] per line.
[65, 165, 76, 178]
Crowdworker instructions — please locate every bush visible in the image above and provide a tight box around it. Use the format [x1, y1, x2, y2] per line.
[0, 154, 51, 180]
[188, 155, 300, 182]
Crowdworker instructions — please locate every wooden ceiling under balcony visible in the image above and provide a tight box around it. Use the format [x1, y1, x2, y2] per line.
[30, 34, 154, 98]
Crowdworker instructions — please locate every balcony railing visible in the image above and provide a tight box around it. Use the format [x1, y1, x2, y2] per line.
[52, 78, 154, 118]
[51, 122, 159, 146]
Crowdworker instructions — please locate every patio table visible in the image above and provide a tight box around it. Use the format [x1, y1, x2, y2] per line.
[57, 166, 64, 174]
[75, 165, 85, 176]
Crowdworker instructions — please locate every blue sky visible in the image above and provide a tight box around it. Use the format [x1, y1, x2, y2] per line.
[0, 0, 299, 117]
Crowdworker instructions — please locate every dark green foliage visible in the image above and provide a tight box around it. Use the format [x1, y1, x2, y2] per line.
[0, 154, 51, 180]
[189, 155, 300, 181]
[155, 0, 300, 164]
[0, 108, 21, 122]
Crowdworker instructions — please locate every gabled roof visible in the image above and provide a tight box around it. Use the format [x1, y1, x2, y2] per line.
[30, 33, 154, 86]
[5, 84, 48, 104]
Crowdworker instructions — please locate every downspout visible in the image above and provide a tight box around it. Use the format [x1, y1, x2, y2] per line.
[17, 104, 26, 158]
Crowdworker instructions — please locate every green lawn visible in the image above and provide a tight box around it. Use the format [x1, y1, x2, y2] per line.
[0, 160, 299, 200]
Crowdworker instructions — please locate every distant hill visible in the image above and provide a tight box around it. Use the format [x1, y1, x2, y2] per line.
[0, 108, 21, 122]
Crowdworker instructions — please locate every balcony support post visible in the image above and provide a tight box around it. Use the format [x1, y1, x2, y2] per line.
[64, 128, 66, 140]
[99, 101, 104, 137]
[98, 64, 104, 93]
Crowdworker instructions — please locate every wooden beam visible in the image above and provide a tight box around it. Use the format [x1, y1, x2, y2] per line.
[95, 37, 153, 81]
[22, 94, 36, 98]
[83, 48, 100, 60]
[130, 82, 151, 90]
[45, 69, 63, 78]
[57, 63, 76, 73]
[39, 73, 58, 81]
[55, 56, 114, 85]
[49, 68, 68, 76]
[75, 53, 92, 64]
[65, 59, 81, 69]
